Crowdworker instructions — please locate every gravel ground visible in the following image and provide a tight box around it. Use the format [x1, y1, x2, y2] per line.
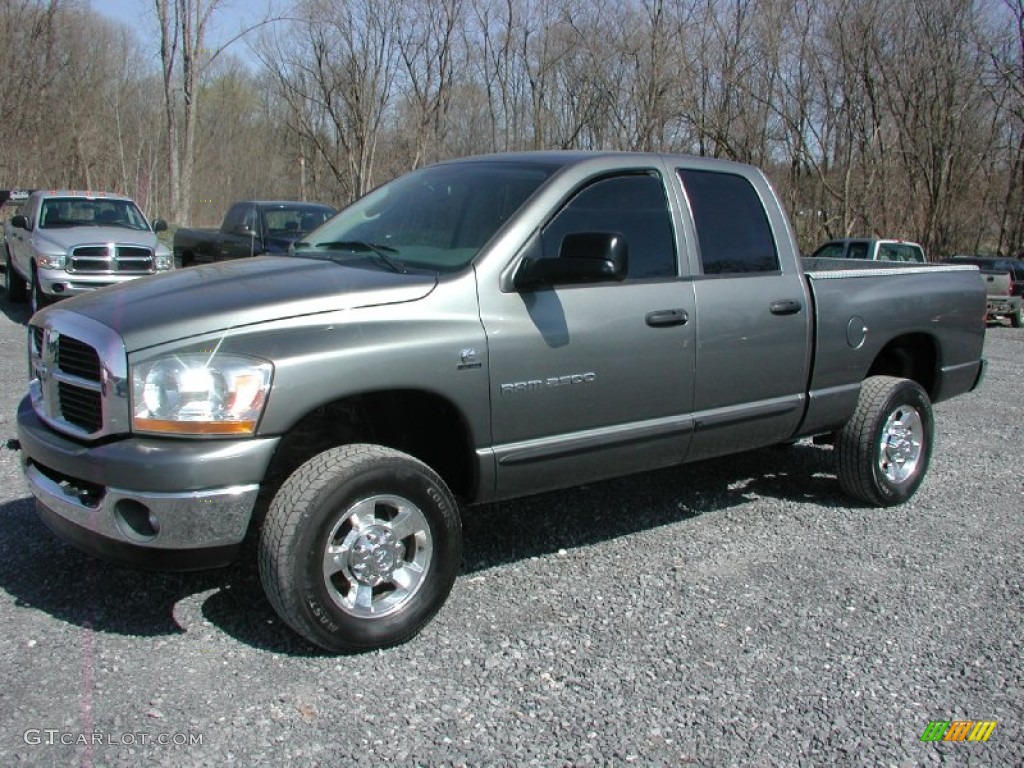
[0, 289, 1020, 768]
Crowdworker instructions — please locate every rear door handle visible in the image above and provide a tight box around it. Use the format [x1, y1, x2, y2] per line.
[769, 299, 802, 316]
[646, 309, 689, 327]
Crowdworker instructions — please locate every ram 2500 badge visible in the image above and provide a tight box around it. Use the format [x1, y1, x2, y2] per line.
[16, 152, 986, 652]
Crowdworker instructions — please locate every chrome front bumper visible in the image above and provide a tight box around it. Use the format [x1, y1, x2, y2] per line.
[17, 396, 279, 570]
[37, 267, 156, 298]
[26, 461, 258, 546]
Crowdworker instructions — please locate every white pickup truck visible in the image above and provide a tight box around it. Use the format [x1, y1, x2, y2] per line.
[810, 238, 927, 263]
[4, 190, 173, 312]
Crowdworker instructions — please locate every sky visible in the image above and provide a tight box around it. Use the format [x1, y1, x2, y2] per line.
[93, 0, 279, 68]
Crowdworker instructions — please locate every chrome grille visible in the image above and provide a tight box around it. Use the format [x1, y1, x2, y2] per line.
[69, 244, 155, 274]
[28, 317, 130, 440]
[58, 382, 103, 432]
[56, 335, 101, 380]
[73, 246, 108, 257]
[118, 246, 151, 258]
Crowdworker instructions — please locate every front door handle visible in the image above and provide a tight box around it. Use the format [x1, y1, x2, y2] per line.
[769, 299, 802, 316]
[646, 309, 689, 327]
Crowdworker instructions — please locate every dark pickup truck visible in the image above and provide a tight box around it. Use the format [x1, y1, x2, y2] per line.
[17, 151, 986, 653]
[173, 200, 336, 267]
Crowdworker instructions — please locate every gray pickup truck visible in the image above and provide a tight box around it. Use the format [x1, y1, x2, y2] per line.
[15, 152, 986, 652]
[945, 255, 1024, 327]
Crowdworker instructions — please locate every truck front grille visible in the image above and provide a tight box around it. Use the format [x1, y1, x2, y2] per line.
[57, 335, 102, 380]
[28, 317, 130, 440]
[58, 382, 103, 432]
[69, 244, 155, 274]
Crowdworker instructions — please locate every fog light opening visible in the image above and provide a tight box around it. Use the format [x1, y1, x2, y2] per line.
[52, 284, 65, 294]
[114, 499, 160, 541]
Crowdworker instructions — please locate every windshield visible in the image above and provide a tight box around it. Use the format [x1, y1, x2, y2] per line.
[39, 197, 150, 231]
[263, 204, 336, 236]
[291, 161, 557, 273]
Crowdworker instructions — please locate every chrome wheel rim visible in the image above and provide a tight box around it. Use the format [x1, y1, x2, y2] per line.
[322, 494, 432, 618]
[878, 405, 924, 484]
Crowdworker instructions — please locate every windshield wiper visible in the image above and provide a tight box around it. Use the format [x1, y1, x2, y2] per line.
[312, 240, 405, 273]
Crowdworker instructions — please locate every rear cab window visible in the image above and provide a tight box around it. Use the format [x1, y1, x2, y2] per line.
[878, 243, 925, 263]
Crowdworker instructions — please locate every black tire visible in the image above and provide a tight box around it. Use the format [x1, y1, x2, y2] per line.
[29, 264, 50, 313]
[836, 376, 933, 507]
[1011, 307, 1023, 328]
[4, 247, 27, 302]
[259, 444, 462, 652]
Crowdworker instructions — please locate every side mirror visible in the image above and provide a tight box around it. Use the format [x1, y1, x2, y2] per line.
[10, 214, 28, 230]
[152, 219, 168, 233]
[514, 232, 628, 290]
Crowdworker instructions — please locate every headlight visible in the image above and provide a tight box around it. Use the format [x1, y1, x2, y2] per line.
[131, 353, 272, 435]
[155, 245, 173, 270]
[36, 250, 66, 269]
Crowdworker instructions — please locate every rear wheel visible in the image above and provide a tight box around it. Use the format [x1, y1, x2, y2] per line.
[259, 444, 462, 652]
[4, 247, 27, 302]
[1011, 306, 1023, 328]
[835, 376, 933, 506]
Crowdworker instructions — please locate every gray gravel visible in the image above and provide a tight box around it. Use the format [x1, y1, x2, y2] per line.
[0, 289, 1021, 767]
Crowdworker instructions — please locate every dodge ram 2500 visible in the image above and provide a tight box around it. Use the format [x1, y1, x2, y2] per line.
[173, 200, 336, 267]
[16, 152, 986, 652]
[4, 190, 172, 313]
[945, 255, 1024, 327]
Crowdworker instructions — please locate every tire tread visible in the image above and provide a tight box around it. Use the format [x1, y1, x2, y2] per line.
[836, 375, 931, 507]
[259, 444, 460, 651]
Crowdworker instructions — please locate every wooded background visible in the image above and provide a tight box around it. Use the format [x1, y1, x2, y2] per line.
[1, 0, 1022, 257]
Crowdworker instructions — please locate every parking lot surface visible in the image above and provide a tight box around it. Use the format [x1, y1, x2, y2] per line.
[0, 289, 1020, 767]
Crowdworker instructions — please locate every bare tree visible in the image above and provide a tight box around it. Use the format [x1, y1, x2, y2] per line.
[261, 0, 401, 202]
[0, 0, 62, 185]
[394, 0, 464, 168]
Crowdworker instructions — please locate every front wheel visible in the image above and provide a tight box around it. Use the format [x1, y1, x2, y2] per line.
[29, 265, 51, 314]
[4, 248, 27, 302]
[835, 376, 934, 506]
[259, 444, 462, 652]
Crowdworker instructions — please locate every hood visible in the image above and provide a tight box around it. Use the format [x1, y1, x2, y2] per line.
[36, 226, 160, 250]
[54, 256, 437, 351]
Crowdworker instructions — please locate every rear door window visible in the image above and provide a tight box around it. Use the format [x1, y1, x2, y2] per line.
[677, 169, 778, 274]
[847, 242, 870, 259]
[811, 242, 844, 259]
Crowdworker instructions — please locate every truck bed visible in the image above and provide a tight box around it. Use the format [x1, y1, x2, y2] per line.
[796, 257, 984, 439]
